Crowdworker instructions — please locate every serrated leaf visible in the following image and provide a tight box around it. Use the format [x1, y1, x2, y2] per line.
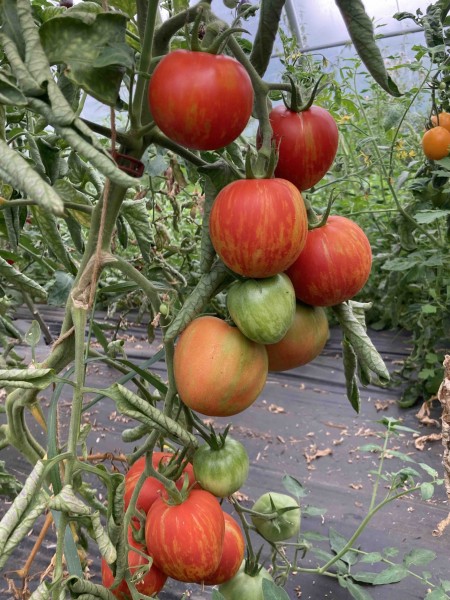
[342, 337, 361, 413]
[0, 368, 55, 389]
[47, 271, 74, 307]
[372, 565, 408, 584]
[359, 444, 383, 452]
[302, 505, 327, 517]
[421, 482, 435, 500]
[420, 463, 440, 479]
[359, 552, 383, 564]
[121, 199, 153, 262]
[0, 140, 64, 215]
[0, 71, 28, 106]
[333, 303, 390, 384]
[40, 13, 132, 106]
[249, 0, 284, 76]
[351, 571, 379, 583]
[404, 548, 437, 568]
[262, 579, 290, 600]
[335, 0, 401, 97]
[0, 256, 48, 298]
[212, 591, 226, 600]
[31, 206, 77, 275]
[382, 547, 399, 558]
[24, 321, 41, 347]
[415, 209, 450, 224]
[329, 528, 359, 566]
[282, 474, 306, 498]
[53, 179, 92, 228]
[346, 579, 375, 600]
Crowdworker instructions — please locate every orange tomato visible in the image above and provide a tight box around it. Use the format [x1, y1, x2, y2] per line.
[431, 112, 450, 133]
[422, 126, 450, 160]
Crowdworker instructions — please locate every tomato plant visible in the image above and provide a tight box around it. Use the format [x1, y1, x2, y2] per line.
[193, 436, 249, 497]
[204, 513, 245, 585]
[124, 453, 195, 514]
[173, 316, 268, 416]
[218, 561, 273, 599]
[265, 302, 329, 372]
[421, 125, 450, 160]
[145, 489, 225, 582]
[286, 215, 372, 307]
[227, 273, 296, 344]
[101, 526, 167, 599]
[148, 50, 253, 151]
[261, 105, 339, 191]
[251, 492, 301, 542]
[209, 178, 308, 278]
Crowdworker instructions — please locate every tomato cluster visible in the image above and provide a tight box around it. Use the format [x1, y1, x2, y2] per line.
[103, 452, 247, 598]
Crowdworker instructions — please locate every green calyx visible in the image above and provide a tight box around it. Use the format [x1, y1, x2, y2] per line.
[245, 143, 278, 180]
[282, 73, 328, 113]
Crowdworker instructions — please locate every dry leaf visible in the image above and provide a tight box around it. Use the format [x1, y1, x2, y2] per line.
[268, 403, 286, 414]
[349, 483, 363, 490]
[304, 445, 332, 464]
[374, 399, 395, 411]
[433, 512, 450, 537]
[415, 433, 442, 451]
[415, 401, 440, 427]
[332, 437, 344, 446]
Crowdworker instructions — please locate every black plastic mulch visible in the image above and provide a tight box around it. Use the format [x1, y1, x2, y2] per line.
[0, 306, 448, 600]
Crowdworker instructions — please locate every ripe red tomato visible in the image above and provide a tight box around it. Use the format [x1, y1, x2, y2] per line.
[145, 489, 225, 582]
[209, 178, 308, 278]
[174, 316, 268, 417]
[422, 126, 450, 160]
[204, 513, 245, 585]
[286, 215, 372, 307]
[124, 453, 196, 514]
[101, 527, 167, 599]
[261, 105, 339, 191]
[265, 302, 329, 371]
[148, 50, 253, 151]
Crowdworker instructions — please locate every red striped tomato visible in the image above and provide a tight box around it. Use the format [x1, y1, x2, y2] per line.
[124, 453, 196, 514]
[173, 316, 268, 417]
[101, 526, 167, 599]
[204, 513, 245, 585]
[286, 216, 372, 307]
[145, 489, 225, 582]
[209, 178, 308, 278]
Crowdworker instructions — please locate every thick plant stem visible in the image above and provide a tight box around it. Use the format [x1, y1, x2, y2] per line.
[131, 0, 159, 129]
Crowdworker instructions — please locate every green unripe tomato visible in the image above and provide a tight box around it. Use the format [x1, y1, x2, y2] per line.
[193, 437, 249, 497]
[251, 492, 301, 542]
[227, 274, 296, 344]
[159, 303, 169, 316]
[219, 561, 273, 599]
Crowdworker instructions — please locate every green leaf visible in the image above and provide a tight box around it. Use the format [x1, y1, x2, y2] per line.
[0, 460, 22, 500]
[47, 271, 74, 307]
[382, 256, 419, 271]
[0, 368, 55, 389]
[404, 548, 437, 568]
[335, 0, 401, 97]
[421, 482, 435, 500]
[359, 552, 383, 564]
[24, 321, 41, 348]
[302, 505, 327, 517]
[90, 322, 109, 353]
[415, 209, 450, 224]
[0, 256, 48, 298]
[422, 304, 437, 314]
[282, 474, 307, 498]
[53, 179, 92, 228]
[0, 141, 64, 215]
[262, 579, 290, 600]
[31, 206, 78, 276]
[329, 528, 359, 566]
[40, 13, 133, 106]
[212, 591, 226, 600]
[372, 564, 408, 584]
[382, 547, 399, 558]
[425, 589, 450, 600]
[345, 579, 375, 600]
[121, 199, 153, 263]
[0, 71, 28, 106]
[419, 463, 439, 478]
[249, 0, 285, 76]
[333, 303, 390, 384]
[342, 336, 360, 413]
[359, 444, 383, 452]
